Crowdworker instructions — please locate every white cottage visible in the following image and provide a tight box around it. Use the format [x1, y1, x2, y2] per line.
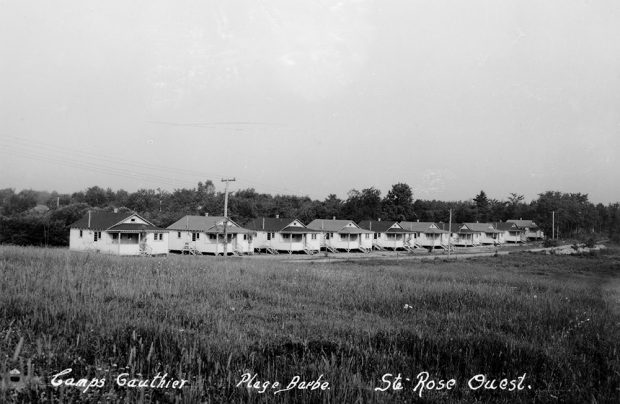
[399, 221, 450, 250]
[167, 215, 255, 255]
[507, 219, 544, 240]
[69, 210, 168, 256]
[357, 220, 411, 251]
[454, 223, 501, 246]
[494, 222, 524, 243]
[244, 217, 321, 254]
[306, 218, 373, 252]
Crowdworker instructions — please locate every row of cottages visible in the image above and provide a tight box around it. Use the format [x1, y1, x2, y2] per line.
[69, 211, 169, 256]
[244, 217, 322, 254]
[306, 219, 374, 252]
[166, 215, 255, 255]
[68, 211, 543, 256]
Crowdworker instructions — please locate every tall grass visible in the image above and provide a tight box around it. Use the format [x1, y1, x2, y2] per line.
[0, 246, 619, 403]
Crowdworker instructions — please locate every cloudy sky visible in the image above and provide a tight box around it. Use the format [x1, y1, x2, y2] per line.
[1, 0, 619, 203]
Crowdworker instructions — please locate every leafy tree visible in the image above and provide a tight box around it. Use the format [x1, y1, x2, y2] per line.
[382, 183, 415, 221]
[84, 186, 108, 207]
[473, 190, 490, 222]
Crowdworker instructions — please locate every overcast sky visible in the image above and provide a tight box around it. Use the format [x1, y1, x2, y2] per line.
[1, 0, 619, 203]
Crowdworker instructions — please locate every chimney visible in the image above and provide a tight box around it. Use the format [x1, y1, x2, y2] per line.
[378, 218, 381, 221]
[332, 216, 336, 220]
[417, 219, 419, 222]
[113, 208, 118, 213]
[275, 214, 279, 219]
[205, 212, 209, 216]
[262, 217, 265, 230]
[87, 211, 91, 228]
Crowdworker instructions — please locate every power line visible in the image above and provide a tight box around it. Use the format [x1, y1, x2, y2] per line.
[0, 134, 305, 196]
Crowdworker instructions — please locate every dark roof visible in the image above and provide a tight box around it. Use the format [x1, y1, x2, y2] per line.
[70, 211, 141, 230]
[109, 223, 164, 232]
[494, 222, 522, 231]
[437, 222, 462, 233]
[244, 217, 307, 232]
[462, 223, 501, 233]
[507, 219, 539, 229]
[167, 215, 255, 234]
[306, 219, 373, 234]
[167, 215, 239, 231]
[280, 226, 321, 234]
[400, 221, 448, 233]
[358, 220, 409, 233]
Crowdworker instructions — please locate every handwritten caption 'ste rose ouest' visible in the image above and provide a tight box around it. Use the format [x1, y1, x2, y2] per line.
[375, 371, 530, 397]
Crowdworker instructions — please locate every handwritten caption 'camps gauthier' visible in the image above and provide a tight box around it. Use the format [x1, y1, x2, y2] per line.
[50, 368, 189, 393]
[375, 372, 531, 397]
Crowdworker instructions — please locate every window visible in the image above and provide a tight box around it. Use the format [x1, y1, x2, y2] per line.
[130, 218, 136, 222]
[282, 234, 290, 240]
[79, 230, 83, 238]
[112, 233, 118, 240]
[325, 233, 330, 240]
[192, 232, 200, 241]
[209, 234, 217, 240]
[177, 232, 181, 238]
[311, 234, 317, 240]
[94, 231, 101, 242]
[267, 233, 271, 240]
[243, 234, 247, 240]
[159, 233, 163, 241]
[365, 234, 370, 239]
[374, 233, 378, 239]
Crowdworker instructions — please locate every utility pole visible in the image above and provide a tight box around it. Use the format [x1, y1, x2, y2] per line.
[447, 208, 452, 259]
[552, 211, 555, 240]
[221, 178, 236, 258]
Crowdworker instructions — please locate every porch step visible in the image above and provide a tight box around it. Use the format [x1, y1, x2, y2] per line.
[140, 245, 153, 257]
[182, 243, 199, 255]
[266, 247, 279, 255]
[372, 243, 385, 251]
[358, 246, 370, 253]
[303, 248, 316, 255]
[325, 245, 338, 253]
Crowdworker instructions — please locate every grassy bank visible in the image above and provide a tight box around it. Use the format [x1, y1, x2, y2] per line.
[1, 246, 619, 403]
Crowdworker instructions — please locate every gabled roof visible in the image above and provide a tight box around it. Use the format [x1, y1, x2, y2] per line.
[437, 222, 462, 233]
[462, 223, 501, 233]
[306, 219, 374, 234]
[399, 221, 448, 234]
[70, 211, 159, 231]
[507, 219, 539, 229]
[167, 215, 252, 234]
[244, 217, 320, 233]
[358, 220, 410, 233]
[493, 222, 523, 231]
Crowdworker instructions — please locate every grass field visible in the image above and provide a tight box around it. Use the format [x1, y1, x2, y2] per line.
[1, 246, 619, 403]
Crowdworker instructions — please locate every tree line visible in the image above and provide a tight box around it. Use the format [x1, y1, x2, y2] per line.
[1, 183, 619, 246]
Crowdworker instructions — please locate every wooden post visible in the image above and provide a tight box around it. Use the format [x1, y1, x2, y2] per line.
[221, 177, 236, 258]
